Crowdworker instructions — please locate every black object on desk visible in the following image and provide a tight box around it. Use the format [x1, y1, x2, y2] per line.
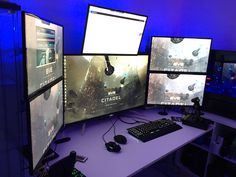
[49, 151, 86, 177]
[158, 106, 168, 115]
[182, 114, 210, 130]
[127, 118, 182, 142]
[182, 97, 211, 130]
[71, 168, 86, 177]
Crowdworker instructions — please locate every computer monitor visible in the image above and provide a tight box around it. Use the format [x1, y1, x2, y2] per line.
[147, 73, 206, 106]
[29, 80, 63, 171]
[150, 37, 212, 72]
[222, 63, 236, 98]
[23, 12, 63, 96]
[82, 5, 147, 54]
[64, 55, 148, 124]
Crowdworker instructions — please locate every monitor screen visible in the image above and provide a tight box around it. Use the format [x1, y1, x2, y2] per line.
[64, 55, 148, 124]
[82, 5, 147, 54]
[24, 13, 63, 96]
[150, 37, 211, 72]
[147, 73, 206, 106]
[29, 80, 63, 170]
[222, 63, 236, 98]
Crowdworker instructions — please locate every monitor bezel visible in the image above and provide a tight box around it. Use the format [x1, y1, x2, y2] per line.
[209, 49, 236, 63]
[81, 4, 148, 55]
[22, 11, 64, 100]
[149, 35, 212, 74]
[25, 79, 64, 174]
[146, 71, 208, 107]
[22, 11, 65, 174]
[64, 54, 149, 125]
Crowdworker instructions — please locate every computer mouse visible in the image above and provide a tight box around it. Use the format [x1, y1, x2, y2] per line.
[105, 142, 121, 152]
[114, 135, 127, 144]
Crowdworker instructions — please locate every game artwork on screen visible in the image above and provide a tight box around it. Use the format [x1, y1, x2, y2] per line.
[222, 63, 236, 98]
[30, 81, 63, 168]
[25, 14, 63, 95]
[150, 37, 211, 72]
[147, 73, 206, 106]
[65, 55, 148, 124]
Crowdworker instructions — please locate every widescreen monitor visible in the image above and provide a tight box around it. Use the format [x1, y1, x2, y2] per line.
[29, 80, 63, 170]
[82, 5, 147, 54]
[64, 55, 148, 124]
[147, 73, 206, 106]
[23, 13, 63, 96]
[150, 37, 211, 72]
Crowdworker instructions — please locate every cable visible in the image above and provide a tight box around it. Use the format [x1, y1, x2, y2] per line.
[118, 117, 137, 124]
[102, 118, 119, 143]
[118, 116, 148, 125]
[113, 120, 117, 136]
[131, 116, 151, 123]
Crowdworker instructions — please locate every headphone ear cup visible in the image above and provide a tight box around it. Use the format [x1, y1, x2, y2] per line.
[114, 135, 127, 144]
[105, 141, 121, 152]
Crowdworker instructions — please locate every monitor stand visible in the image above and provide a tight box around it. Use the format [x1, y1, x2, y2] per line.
[81, 122, 87, 135]
[42, 148, 59, 164]
[54, 137, 71, 144]
[158, 106, 168, 115]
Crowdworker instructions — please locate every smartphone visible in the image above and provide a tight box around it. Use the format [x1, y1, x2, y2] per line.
[76, 155, 88, 163]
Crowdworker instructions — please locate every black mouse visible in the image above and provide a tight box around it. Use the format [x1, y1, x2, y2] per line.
[114, 135, 127, 144]
[105, 142, 121, 152]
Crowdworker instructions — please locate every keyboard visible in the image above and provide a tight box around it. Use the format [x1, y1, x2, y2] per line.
[127, 118, 182, 142]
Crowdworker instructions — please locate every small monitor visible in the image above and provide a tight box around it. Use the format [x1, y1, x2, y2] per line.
[222, 63, 236, 98]
[150, 37, 211, 72]
[64, 55, 148, 124]
[23, 13, 63, 96]
[29, 80, 63, 170]
[82, 5, 147, 54]
[147, 73, 206, 106]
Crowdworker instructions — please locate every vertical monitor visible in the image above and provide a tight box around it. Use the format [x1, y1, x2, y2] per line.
[64, 55, 148, 124]
[29, 81, 63, 170]
[150, 37, 211, 72]
[82, 5, 147, 54]
[147, 73, 206, 106]
[23, 13, 63, 96]
[222, 63, 236, 98]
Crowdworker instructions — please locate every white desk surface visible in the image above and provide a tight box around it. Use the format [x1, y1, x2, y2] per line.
[54, 108, 212, 177]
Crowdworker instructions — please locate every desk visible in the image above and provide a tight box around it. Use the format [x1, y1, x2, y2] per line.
[54, 108, 211, 177]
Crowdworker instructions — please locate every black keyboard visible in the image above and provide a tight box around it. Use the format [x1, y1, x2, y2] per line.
[127, 118, 182, 142]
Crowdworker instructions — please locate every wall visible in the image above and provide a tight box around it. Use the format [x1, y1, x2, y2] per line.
[11, 0, 236, 53]
[0, 6, 25, 177]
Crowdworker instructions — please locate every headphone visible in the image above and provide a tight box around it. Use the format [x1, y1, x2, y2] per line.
[102, 119, 127, 153]
[104, 56, 115, 76]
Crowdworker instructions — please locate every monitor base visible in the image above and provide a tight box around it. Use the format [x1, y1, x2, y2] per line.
[159, 111, 168, 116]
[54, 137, 71, 144]
[182, 114, 212, 130]
[158, 106, 168, 116]
[42, 148, 59, 164]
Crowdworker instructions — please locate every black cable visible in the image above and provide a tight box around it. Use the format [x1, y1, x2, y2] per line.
[126, 110, 152, 123]
[131, 116, 151, 123]
[102, 118, 119, 143]
[118, 117, 137, 124]
[118, 116, 148, 125]
[113, 121, 117, 136]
